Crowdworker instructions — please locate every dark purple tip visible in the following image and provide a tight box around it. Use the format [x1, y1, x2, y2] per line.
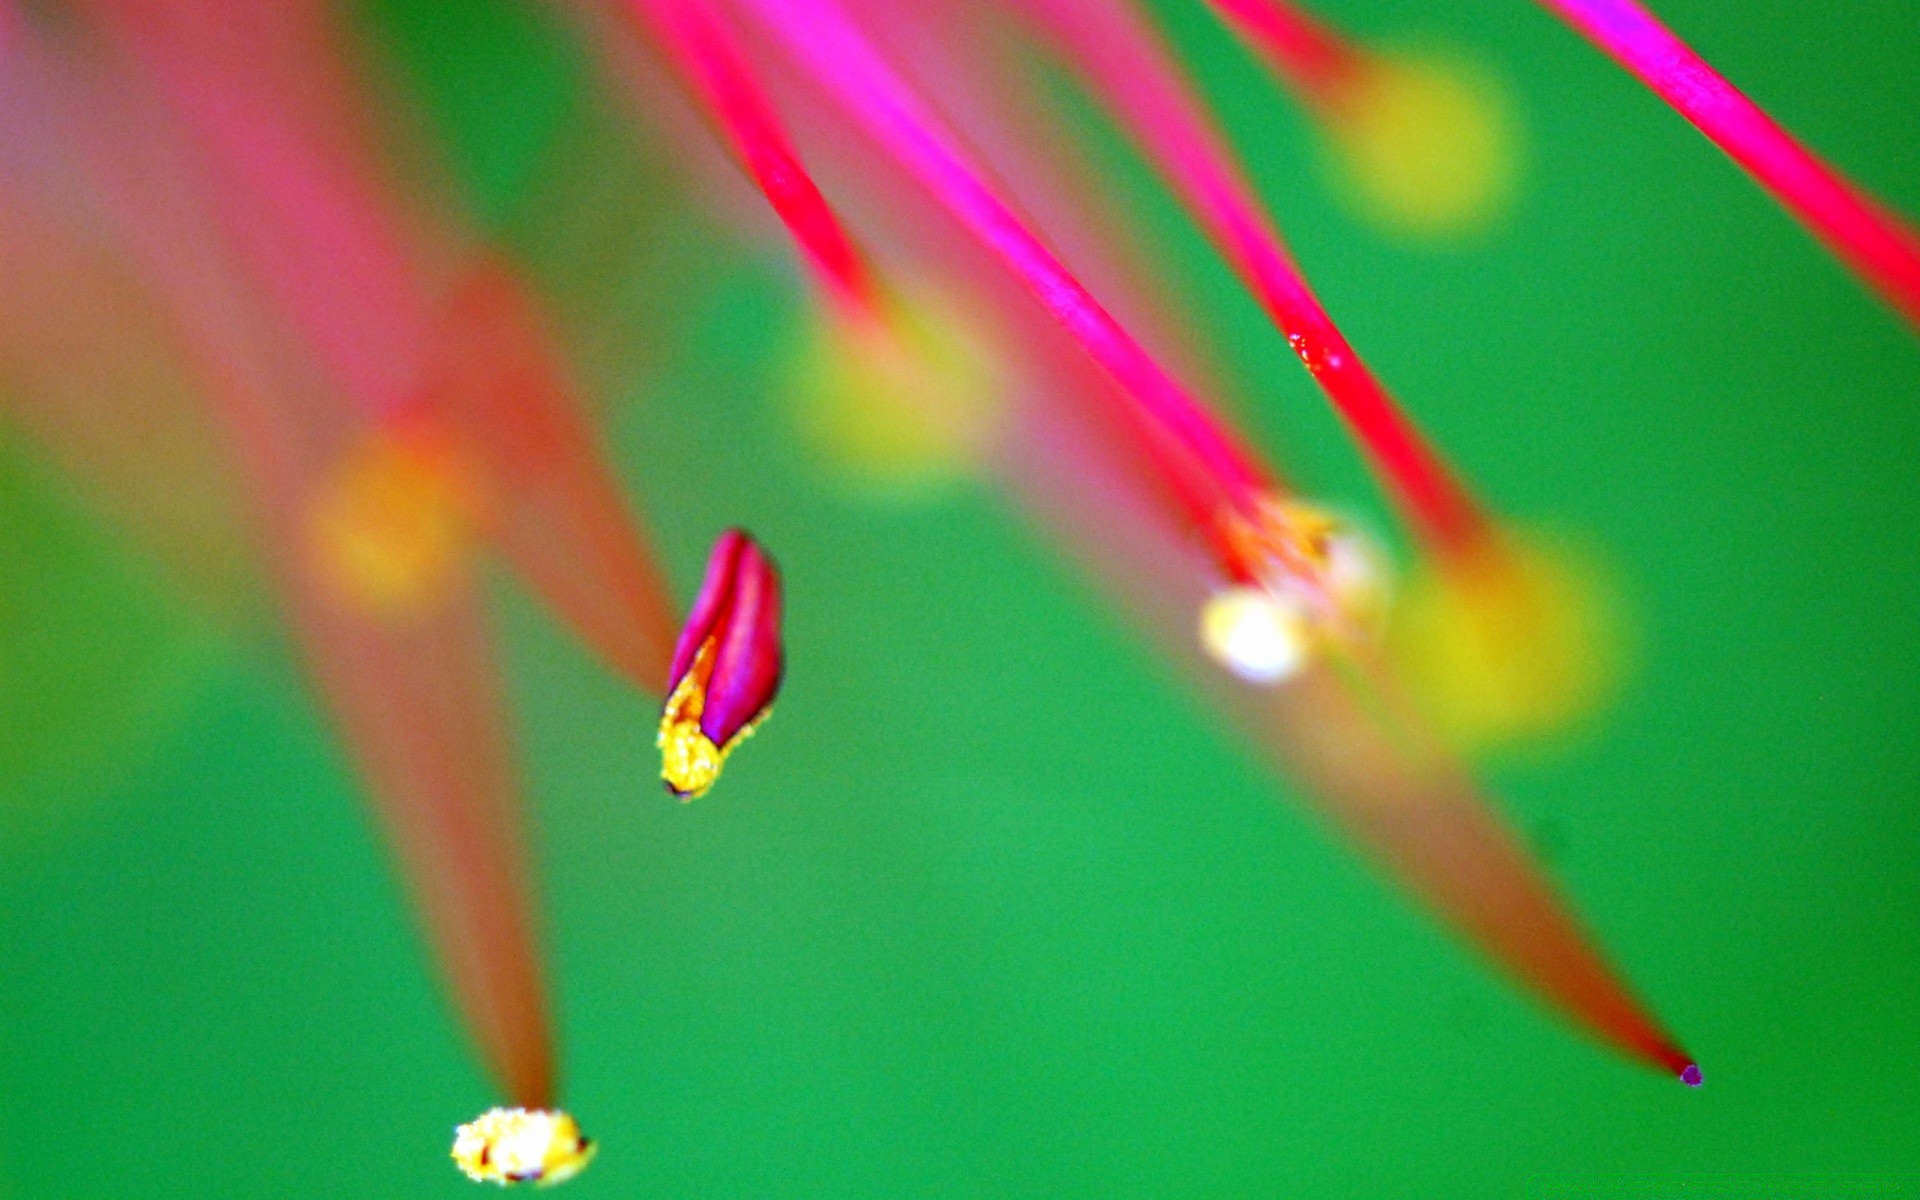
[699, 536, 783, 746]
[1679, 1063, 1703, 1088]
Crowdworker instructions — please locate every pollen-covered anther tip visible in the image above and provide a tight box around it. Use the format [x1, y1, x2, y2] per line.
[452, 1107, 595, 1187]
[1208, 498, 1390, 683]
[1680, 1062, 1704, 1088]
[658, 642, 728, 799]
[657, 529, 784, 800]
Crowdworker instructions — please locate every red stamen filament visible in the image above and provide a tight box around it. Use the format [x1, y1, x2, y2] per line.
[1203, 0, 1361, 104]
[736, 0, 1282, 572]
[89, 1, 433, 420]
[1013, 0, 1490, 556]
[1538, 0, 1920, 330]
[614, 0, 882, 314]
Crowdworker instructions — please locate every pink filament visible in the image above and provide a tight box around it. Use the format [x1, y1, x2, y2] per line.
[90, 1, 435, 420]
[298, 571, 560, 1110]
[97, 0, 682, 693]
[1203, 0, 1359, 102]
[1269, 667, 1697, 1078]
[426, 264, 681, 691]
[51, 92, 558, 1107]
[1008, 391, 1692, 1079]
[1015, 0, 1489, 555]
[1539, 0, 1920, 330]
[735, 0, 1273, 528]
[615, 0, 880, 310]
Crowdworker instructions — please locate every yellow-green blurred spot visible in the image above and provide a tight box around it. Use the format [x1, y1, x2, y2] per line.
[1391, 534, 1624, 751]
[309, 426, 480, 616]
[787, 284, 1007, 496]
[1325, 47, 1519, 239]
[0, 430, 222, 840]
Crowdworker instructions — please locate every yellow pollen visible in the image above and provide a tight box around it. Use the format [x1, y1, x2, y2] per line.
[656, 637, 767, 799]
[1224, 497, 1343, 582]
[451, 1107, 595, 1187]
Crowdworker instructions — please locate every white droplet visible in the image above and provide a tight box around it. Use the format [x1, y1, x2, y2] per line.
[1200, 587, 1310, 684]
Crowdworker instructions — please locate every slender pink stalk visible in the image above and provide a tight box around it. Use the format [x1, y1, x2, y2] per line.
[845, 5, 1296, 567]
[1011, 0, 1490, 557]
[1259, 665, 1697, 1079]
[611, 0, 881, 311]
[298, 568, 559, 1109]
[734, 0, 1277, 548]
[1007, 390, 1694, 1081]
[92, 0, 683, 694]
[88, 0, 434, 420]
[1203, 0, 1360, 103]
[1539, 0, 1920, 330]
[425, 262, 681, 691]
[41, 65, 559, 1106]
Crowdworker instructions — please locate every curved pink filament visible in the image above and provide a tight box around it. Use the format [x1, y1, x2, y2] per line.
[734, 0, 1273, 533]
[614, 0, 880, 310]
[1539, 0, 1920, 330]
[1203, 0, 1359, 103]
[1013, 0, 1490, 555]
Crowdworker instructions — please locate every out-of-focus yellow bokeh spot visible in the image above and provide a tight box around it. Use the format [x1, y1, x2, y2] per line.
[787, 283, 1007, 495]
[1391, 534, 1625, 751]
[309, 426, 480, 616]
[1325, 47, 1519, 239]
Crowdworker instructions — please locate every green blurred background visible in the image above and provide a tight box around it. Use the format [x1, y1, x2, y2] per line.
[3, 0, 1917, 1194]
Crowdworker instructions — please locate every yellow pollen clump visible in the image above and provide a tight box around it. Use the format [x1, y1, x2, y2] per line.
[1391, 533, 1624, 750]
[309, 428, 479, 616]
[1225, 499, 1388, 626]
[1205, 499, 1391, 684]
[1223, 498, 1336, 579]
[657, 637, 766, 799]
[1324, 46, 1519, 238]
[788, 282, 1007, 495]
[452, 1107, 595, 1187]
